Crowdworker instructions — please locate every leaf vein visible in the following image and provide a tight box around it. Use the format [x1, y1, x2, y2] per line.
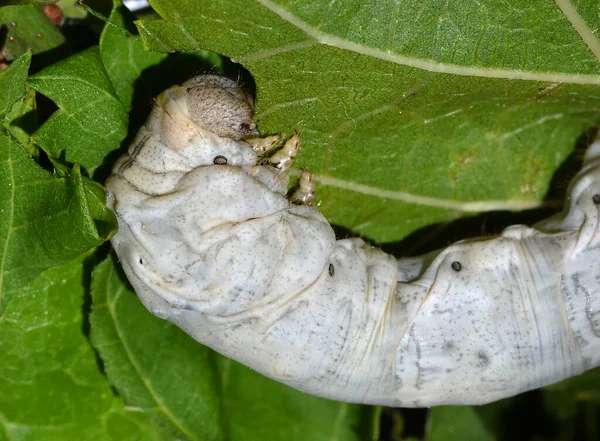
[309, 172, 557, 212]
[554, 0, 600, 62]
[232, 40, 316, 62]
[255, 0, 600, 84]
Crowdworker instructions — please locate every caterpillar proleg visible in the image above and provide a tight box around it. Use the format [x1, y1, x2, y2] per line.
[106, 75, 600, 407]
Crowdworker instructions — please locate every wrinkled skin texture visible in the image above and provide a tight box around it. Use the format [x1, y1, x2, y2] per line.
[106, 75, 600, 407]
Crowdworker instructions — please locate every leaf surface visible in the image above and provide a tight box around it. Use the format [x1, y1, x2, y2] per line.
[0, 52, 30, 119]
[425, 407, 493, 441]
[28, 47, 128, 172]
[0, 53, 116, 315]
[99, 2, 167, 110]
[0, 255, 170, 441]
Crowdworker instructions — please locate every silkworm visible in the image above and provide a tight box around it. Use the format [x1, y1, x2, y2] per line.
[106, 75, 600, 407]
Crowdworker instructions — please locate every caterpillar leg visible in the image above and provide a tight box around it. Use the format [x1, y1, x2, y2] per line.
[290, 169, 316, 205]
[268, 132, 300, 173]
[246, 134, 282, 155]
[248, 133, 303, 196]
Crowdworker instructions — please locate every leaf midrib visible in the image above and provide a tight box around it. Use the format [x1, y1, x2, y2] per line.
[242, 0, 600, 85]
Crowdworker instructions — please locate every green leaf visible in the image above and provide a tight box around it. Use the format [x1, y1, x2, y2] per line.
[0, 49, 116, 314]
[544, 367, 600, 403]
[28, 46, 128, 172]
[0, 138, 116, 314]
[4, 88, 38, 155]
[90, 257, 369, 441]
[0, 4, 65, 61]
[0, 1, 58, 5]
[425, 407, 493, 441]
[57, 0, 87, 19]
[99, 1, 167, 110]
[137, 0, 600, 242]
[0, 254, 171, 441]
[0, 52, 31, 120]
[83, 178, 118, 240]
[1, 54, 37, 154]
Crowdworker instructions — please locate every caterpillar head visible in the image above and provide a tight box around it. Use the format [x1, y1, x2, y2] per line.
[155, 75, 255, 150]
[184, 75, 255, 140]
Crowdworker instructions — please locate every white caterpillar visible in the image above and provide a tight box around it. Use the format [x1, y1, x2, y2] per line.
[106, 75, 600, 407]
